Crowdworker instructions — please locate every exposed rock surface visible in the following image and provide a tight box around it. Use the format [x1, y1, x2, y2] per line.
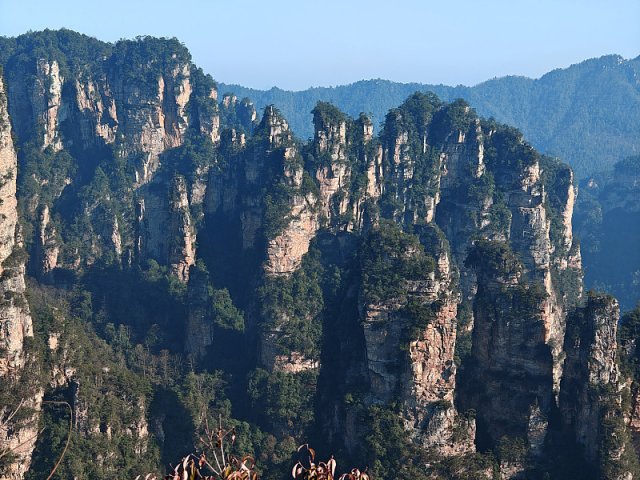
[35, 60, 65, 152]
[462, 240, 553, 454]
[116, 63, 192, 184]
[185, 264, 213, 358]
[34, 205, 59, 276]
[168, 176, 195, 282]
[0, 75, 41, 480]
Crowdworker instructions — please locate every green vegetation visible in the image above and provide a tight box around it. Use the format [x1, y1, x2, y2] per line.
[312, 102, 347, 131]
[159, 132, 218, 186]
[258, 248, 324, 359]
[465, 239, 522, 280]
[359, 221, 435, 304]
[362, 405, 497, 480]
[24, 283, 160, 479]
[484, 126, 538, 186]
[211, 288, 244, 332]
[363, 405, 424, 479]
[263, 182, 296, 239]
[0, 29, 111, 77]
[618, 305, 640, 379]
[110, 35, 191, 87]
[377, 93, 444, 220]
[248, 369, 317, 438]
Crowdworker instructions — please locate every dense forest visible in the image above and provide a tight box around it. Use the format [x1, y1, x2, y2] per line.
[574, 154, 640, 311]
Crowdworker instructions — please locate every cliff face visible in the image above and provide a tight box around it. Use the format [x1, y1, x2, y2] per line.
[357, 225, 474, 455]
[463, 241, 553, 455]
[136, 175, 195, 283]
[199, 93, 586, 471]
[559, 295, 638, 479]
[115, 62, 192, 185]
[0, 37, 220, 282]
[261, 108, 318, 277]
[0, 75, 41, 480]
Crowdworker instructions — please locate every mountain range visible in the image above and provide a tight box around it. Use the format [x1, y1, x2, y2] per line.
[221, 54, 640, 178]
[0, 29, 638, 480]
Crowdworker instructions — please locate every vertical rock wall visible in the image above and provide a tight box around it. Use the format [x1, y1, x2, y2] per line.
[0, 75, 42, 480]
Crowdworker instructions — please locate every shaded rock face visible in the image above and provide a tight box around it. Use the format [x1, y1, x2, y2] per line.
[135, 175, 195, 282]
[168, 176, 196, 282]
[220, 94, 257, 135]
[559, 294, 636, 479]
[184, 266, 211, 358]
[464, 244, 554, 451]
[0, 75, 41, 479]
[34, 205, 59, 277]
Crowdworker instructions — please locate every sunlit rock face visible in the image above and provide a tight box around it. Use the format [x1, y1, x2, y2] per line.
[0, 74, 41, 480]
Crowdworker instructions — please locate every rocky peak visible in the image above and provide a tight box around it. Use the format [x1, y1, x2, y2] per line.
[357, 113, 374, 143]
[310, 103, 352, 225]
[220, 94, 257, 134]
[222, 93, 236, 109]
[260, 105, 291, 149]
[238, 98, 257, 129]
[312, 102, 348, 156]
[378, 93, 446, 224]
[0, 34, 622, 477]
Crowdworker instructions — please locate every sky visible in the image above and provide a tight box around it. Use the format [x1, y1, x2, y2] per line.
[1, 0, 639, 91]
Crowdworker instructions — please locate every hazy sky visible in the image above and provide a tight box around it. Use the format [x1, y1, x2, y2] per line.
[1, 0, 638, 90]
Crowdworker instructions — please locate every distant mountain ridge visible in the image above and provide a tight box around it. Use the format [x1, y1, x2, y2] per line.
[220, 54, 640, 177]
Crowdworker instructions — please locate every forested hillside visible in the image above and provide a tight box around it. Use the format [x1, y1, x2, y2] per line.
[574, 155, 640, 311]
